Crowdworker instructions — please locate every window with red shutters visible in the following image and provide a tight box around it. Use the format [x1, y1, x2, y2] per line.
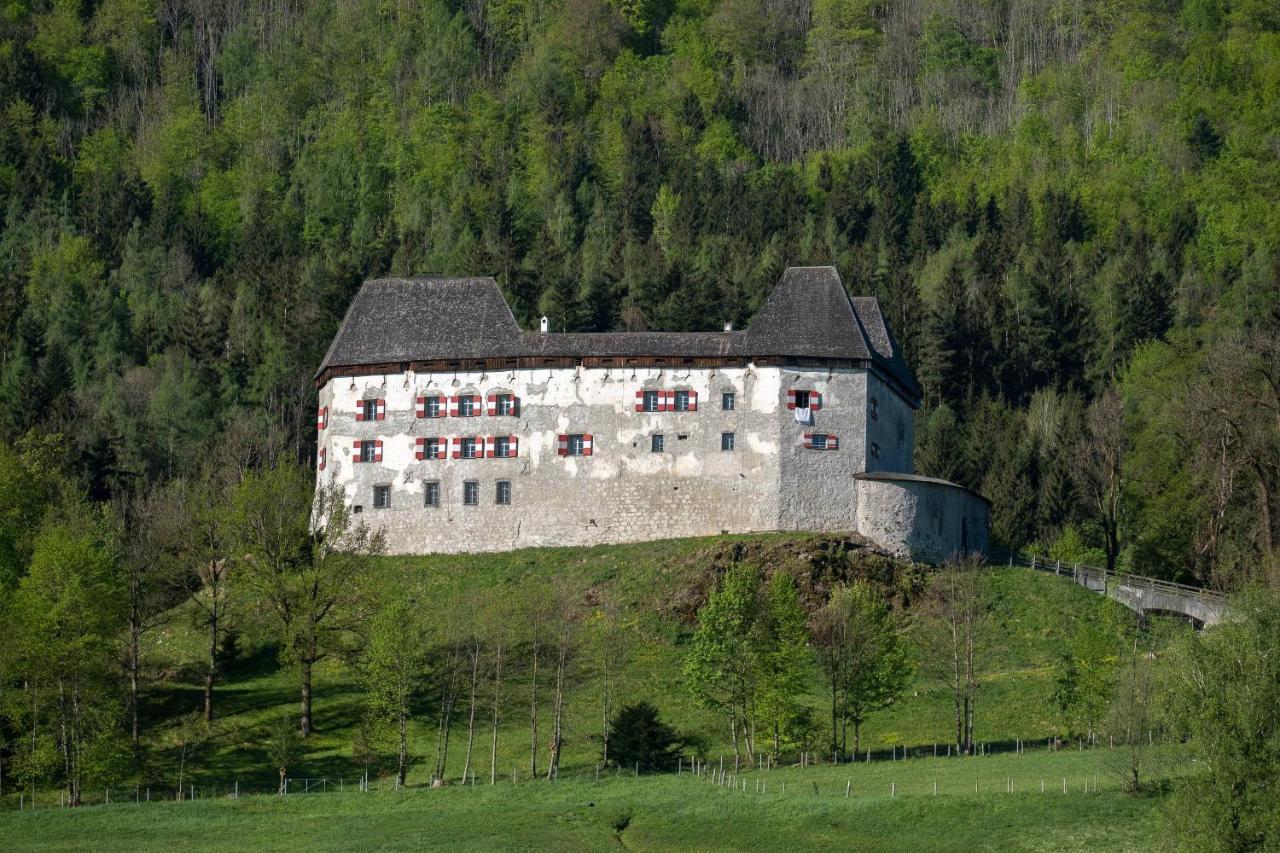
[494, 435, 516, 458]
[810, 392, 823, 411]
[414, 437, 426, 460]
[354, 440, 379, 463]
[459, 395, 481, 417]
[451, 436, 462, 459]
[556, 434, 569, 456]
[317, 407, 328, 430]
[802, 433, 839, 450]
[318, 447, 326, 470]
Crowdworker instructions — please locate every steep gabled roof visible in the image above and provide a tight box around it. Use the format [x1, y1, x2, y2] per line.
[318, 267, 920, 404]
[318, 276, 525, 368]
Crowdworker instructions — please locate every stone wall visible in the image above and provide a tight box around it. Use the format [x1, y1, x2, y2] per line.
[852, 473, 989, 563]
[317, 363, 898, 553]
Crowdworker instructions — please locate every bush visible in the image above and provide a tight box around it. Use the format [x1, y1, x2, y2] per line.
[607, 702, 682, 772]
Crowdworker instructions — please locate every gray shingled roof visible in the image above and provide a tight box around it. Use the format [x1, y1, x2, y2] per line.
[319, 267, 920, 402]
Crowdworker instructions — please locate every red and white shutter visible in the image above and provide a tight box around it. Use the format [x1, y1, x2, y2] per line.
[318, 447, 326, 470]
[787, 390, 797, 410]
[353, 439, 363, 460]
[486, 395, 497, 416]
[635, 390, 645, 412]
[657, 390, 667, 412]
[826, 435, 839, 450]
[582, 434, 594, 456]
[508, 435, 519, 458]
[317, 407, 327, 430]
[557, 434, 569, 456]
[373, 440, 383, 462]
[451, 436, 461, 459]
[415, 437, 426, 460]
[511, 396, 520, 417]
[415, 396, 426, 418]
[802, 433, 813, 449]
[688, 390, 698, 412]
[811, 392, 823, 411]
[485, 436, 495, 459]
[355, 403, 366, 422]
[375, 399, 386, 420]
[448, 395, 460, 417]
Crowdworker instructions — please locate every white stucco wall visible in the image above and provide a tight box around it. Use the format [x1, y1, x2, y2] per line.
[853, 474, 989, 562]
[316, 364, 898, 554]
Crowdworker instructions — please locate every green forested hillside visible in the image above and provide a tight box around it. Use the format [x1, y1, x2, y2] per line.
[0, 0, 1277, 582]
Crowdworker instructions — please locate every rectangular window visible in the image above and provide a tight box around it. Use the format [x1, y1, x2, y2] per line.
[424, 481, 440, 507]
[496, 394, 516, 416]
[426, 396, 443, 418]
[360, 441, 377, 463]
[426, 438, 442, 459]
[462, 437, 480, 459]
[459, 395, 479, 417]
[495, 480, 511, 505]
[643, 390, 660, 413]
[568, 434, 585, 456]
[674, 390, 691, 412]
[361, 399, 378, 421]
[651, 434, 664, 453]
[557, 434, 593, 456]
[494, 436, 513, 458]
[803, 433, 840, 450]
[463, 480, 479, 505]
[721, 432, 735, 451]
[811, 433, 827, 450]
[722, 392, 735, 411]
[373, 485, 391, 509]
[793, 390, 810, 409]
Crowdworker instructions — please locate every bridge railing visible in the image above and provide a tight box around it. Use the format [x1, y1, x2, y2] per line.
[986, 547, 1230, 605]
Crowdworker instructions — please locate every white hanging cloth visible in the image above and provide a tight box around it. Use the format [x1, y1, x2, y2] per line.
[794, 406, 813, 425]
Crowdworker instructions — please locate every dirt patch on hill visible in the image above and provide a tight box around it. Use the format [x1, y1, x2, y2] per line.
[661, 534, 927, 625]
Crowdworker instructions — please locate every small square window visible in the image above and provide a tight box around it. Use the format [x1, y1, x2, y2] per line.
[373, 485, 391, 509]
[674, 390, 691, 412]
[495, 436, 513, 458]
[722, 392, 735, 411]
[463, 480, 479, 505]
[424, 481, 440, 507]
[496, 480, 511, 505]
[460, 396, 479, 417]
[462, 437, 480, 459]
[643, 390, 660, 413]
[651, 434, 664, 453]
[496, 394, 516, 417]
[721, 432, 735, 451]
[426, 397, 443, 418]
[425, 437, 442, 459]
[812, 434, 828, 450]
[352, 505, 363, 514]
[361, 400, 378, 421]
[360, 442, 377, 463]
[793, 390, 811, 409]
[568, 434, 586, 456]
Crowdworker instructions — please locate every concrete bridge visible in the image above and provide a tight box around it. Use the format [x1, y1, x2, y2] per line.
[1015, 554, 1230, 627]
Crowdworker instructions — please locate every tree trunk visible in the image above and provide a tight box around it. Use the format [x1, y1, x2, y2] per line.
[853, 719, 862, 754]
[490, 643, 503, 785]
[528, 642, 539, 780]
[462, 644, 480, 783]
[204, 605, 218, 723]
[546, 644, 566, 780]
[300, 658, 314, 737]
[397, 713, 408, 787]
[129, 618, 141, 748]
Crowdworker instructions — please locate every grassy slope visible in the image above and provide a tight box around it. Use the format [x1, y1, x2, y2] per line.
[3, 747, 1187, 852]
[118, 533, 1133, 792]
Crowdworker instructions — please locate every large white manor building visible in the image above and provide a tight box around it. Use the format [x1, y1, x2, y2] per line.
[314, 266, 987, 560]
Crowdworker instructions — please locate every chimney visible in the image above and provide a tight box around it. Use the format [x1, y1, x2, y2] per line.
[723, 321, 733, 332]
[540, 316, 549, 334]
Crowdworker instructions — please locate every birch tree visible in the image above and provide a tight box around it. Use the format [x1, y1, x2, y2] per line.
[924, 555, 989, 755]
[359, 599, 429, 787]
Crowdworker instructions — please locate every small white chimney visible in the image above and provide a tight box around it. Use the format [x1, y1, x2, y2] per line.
[540, 316, 549, 334]
[724, 321, 733, 332]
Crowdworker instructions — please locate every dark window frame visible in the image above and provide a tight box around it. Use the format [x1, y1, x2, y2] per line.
[495, 480, 512, 505]
[722, 391, 735, 411]
[651, 434, 664, 453]
[721, 432, 735, 451]
[463, 480, 479, 506]
[424, 481, 441, 507]
[642, 390, 660, 413]
[372, 485, 391, 509]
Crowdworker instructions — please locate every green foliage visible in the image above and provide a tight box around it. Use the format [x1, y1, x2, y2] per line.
[1165, 587, 1280, 849]
[606, 701, 683, 772]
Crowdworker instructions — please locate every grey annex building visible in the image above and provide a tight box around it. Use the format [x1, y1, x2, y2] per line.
[313, 266, 988, 560]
